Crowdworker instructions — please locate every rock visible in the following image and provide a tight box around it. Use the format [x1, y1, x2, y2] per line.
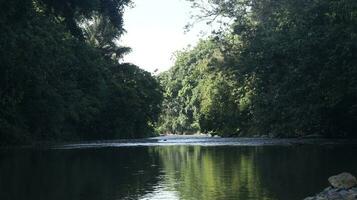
[304, 173, 357, 200]
[323, 186, 333, 192]
[348, 194, 357, 200]
[345, 193, 357, 200]
[350, 187, 357, 193]
[327, 192, 344, 200]
[328, 173, 357, 189]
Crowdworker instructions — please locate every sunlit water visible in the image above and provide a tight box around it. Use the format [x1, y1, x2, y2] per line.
[1, 136, 357, 200]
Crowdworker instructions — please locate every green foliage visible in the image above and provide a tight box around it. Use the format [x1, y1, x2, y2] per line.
[34, 0, 131, 39]
[99, 64, 162, 139]
[159, 0, 357, 137]
[235, 0, 357, 137]
[0, 0, 162, 144]
[82, 14, 131, 60]
[157, 39, 244, 136]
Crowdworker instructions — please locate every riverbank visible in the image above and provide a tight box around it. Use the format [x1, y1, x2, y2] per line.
[39, 135, 357, 149]
[2, 135, 357, 149]
[304, 172, 357, 200]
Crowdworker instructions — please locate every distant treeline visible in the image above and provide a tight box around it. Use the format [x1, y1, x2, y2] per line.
[157, 0, 357, 138]
[0, 0, 162, 144]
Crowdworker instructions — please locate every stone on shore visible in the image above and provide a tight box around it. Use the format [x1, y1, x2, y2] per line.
[304, 173, 357, 200]
[328, 172, 357, 189]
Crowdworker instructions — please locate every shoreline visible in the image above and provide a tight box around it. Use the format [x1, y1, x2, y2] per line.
[2, 135, 357, 150]
[304, 172, 357, 200]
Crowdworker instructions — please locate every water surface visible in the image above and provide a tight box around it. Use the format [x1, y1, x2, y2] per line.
[1, 136, 357, 200]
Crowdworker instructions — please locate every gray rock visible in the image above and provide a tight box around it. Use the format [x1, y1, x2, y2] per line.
[346, 193, 357, 200]
[323, 187, 333, 192]
[350, 187, 357, 193]
[304, 173, 357, 200]
[328, 173, 357, 189]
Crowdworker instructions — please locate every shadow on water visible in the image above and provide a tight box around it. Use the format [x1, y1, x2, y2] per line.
[0, 148, 162, 200]
[0, 144, 357, 200]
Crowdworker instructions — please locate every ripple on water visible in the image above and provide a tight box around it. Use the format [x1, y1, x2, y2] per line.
[50, 135, 357, 149]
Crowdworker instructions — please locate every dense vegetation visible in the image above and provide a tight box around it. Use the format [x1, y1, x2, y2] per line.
[0, 0, 162, 145]
[157, 0, 357, 138]
[1, 0, 356, 144]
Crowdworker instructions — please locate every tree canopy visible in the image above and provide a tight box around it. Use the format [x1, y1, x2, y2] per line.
[1, 0, 356, 144]
[158, 0, 357, 138]
[0, 0, 162, 144]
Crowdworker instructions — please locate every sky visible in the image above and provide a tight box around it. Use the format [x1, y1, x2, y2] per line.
[120, 0, 212, 73]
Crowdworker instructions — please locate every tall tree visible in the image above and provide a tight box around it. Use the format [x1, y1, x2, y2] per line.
[0, 0, 162, 144]
[158, 0, 357, 137]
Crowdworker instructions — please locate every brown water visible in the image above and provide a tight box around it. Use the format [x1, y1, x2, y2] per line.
[0, 136, 357, 200]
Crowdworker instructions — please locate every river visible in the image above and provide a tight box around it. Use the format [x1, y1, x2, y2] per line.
[1, 135, 357, 200]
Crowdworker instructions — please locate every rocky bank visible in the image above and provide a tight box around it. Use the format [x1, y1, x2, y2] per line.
[304, 172, 357, 200]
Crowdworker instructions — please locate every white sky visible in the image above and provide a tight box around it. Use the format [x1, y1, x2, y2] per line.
[120, 0, 212, 73]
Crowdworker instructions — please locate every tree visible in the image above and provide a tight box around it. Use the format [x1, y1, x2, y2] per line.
[158, 0, 357, 137]
[0, 0, 162, 144]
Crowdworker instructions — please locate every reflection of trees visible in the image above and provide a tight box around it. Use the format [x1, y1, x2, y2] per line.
[0, 148, 161, 200]
[1, 146, 357, 200]
[152, 146, 357, 200]
[151, 146, 276, 200]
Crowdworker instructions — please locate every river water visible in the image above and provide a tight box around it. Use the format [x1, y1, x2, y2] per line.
[1, 135, 357, 200]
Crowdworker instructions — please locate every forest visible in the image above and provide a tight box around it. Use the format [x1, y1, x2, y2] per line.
[0, 0, 162, 144]
[157, 0, 357, 138]
[0, 0, 356, 145]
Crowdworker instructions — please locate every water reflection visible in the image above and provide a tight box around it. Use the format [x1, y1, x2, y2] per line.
[0, 145, 357, 200]
[150, 146, 275, 200]
[0, 148, 161, 200]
